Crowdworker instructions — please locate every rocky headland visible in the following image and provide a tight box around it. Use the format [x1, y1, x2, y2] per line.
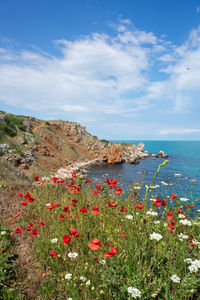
[0, 111, 168, 181]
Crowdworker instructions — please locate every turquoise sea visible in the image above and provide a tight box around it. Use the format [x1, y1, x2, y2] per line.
[86, 141, 200, 208]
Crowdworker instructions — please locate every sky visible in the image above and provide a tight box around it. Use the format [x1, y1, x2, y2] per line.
[0, 0, 200, 140]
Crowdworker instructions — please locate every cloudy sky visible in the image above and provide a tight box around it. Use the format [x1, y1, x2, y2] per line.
[0, 0, 200, 140]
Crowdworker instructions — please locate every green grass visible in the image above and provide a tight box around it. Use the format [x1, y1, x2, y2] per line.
[11, 161, 200, 299]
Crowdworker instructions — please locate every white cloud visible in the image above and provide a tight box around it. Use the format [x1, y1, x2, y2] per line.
[197, 6, 200, 13]
[159, 128, 200, 135]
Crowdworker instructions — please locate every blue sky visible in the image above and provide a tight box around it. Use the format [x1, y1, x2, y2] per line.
[0, 0, 200, 140]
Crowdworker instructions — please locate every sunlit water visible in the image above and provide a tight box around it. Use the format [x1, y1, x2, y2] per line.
[86, 141, 200, 209]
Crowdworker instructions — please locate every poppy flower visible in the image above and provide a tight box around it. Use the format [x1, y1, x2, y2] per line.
[107, 201, 117, 207]
[168, 221, 175, 232]
[135, 204, 144, 210]
[60, 179, 65, 184]
[34, 176, 40, 181]
[51, 177, 58, 183]
[38, 221, 46, 227]
[120, 206, 127, 213]
[115, 187, 122, 195]
[14, 213, 20, 219]
[104, 178, 110, 185]
[166, 212, 174, 220]
[93, 190, 99, 196]
[121, 234, 127, 237]
[59, 214, 65, 220]
[17, 192, 23, 197]
[20, 201, 28, 206]
[1, 249, 7, 254]
[104, 247, 117, 257]
[94, 256, 99, 263]
[74, 232, 80, 238]
[153, 198, 166, 207]
[92, 205, 100, 215]
[62, 234, 71, 244]
[29, 229, 38, 237]
[72, 171, 77, 178]
[80, 207, 88, 214]
[49, 250, 57, 257]
[170, 193, 178, 200]
[63, 206, 70, 214]
[69, 228, 77, 235]
[85, 179, 92, 183]
[109, 179, 118, 188]
[95, 184, 102, 190]
[16, 227, 24, 234]
[188, 204, 195, 209]
[88, 239, 102, 250]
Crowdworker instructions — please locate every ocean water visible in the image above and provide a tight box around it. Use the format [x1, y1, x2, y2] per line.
[86, 141, 200, 208]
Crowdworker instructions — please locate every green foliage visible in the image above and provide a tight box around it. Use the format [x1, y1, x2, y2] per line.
[9, 143, 25, 157]
[0, 150, 4, 157]
[45, 121, 50, 126]
[0, 114, 28, 141]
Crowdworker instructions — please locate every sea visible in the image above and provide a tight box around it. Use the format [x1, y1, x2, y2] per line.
[86, 141, 200, 209]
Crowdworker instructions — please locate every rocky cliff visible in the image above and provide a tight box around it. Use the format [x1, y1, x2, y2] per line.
[0, 111, 168, 178]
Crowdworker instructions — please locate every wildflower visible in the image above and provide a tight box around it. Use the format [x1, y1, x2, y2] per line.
[99, 259, 106, 265]
[170, 193, 178, 200]
[134, 186, 141, 190]
[29, 229, 38, 236]
[93, 190, 99, 196]
[161, 181, 168, 186]
[80, 276, 86, 281]
[107, 201, 117, 207]
[72, 171, 76, 178]
[153, 221, 160, 224]
[147, 211, 158, 216]
[126, 215, 133, 220]
[120, 206, 127, 213]
[104, 247, 117, 257]
[170, 274, 180, 283]
[38, 221, 46, 226]
[188, 260, 200, 273]
[149, 232, 162, 241]
[166, 212, 174, 220]
[188, 204, 195, 209]
[184, 258, 192, 264]
[63, 206, 70, 214]
[16, 227, 24, 234]
[127, 287, 141, 298]
[178, 213, 186, 219]
[80, 207, 88, 214]
[168, 221, 175, 232]
[63, 235, 71, 244]
[69, 228, 77, 235]
[51, 238, 58, 244]
[180, 197, 189, 202]
[92, 205, 100, 215]
[174, 173, 181, 177]
[153, 198, 166, 207]
[178, 233, 189, 241]
[179, 219, 192, 226]
[34, 176, 40, 181]
[65, 273, 72, 280]
[115, 187, 122, 195]
[20, 201, 28, 206]
[86, 280, 91, 286]
[135, 204, 144, 210]
[49, 250, 57, 257]
[68, 252, 78, 259]
[18, 192, 23, 197]
[1, 231, 6, 235]
[46, 203, 51, 207]
[88, 239, 102, 250]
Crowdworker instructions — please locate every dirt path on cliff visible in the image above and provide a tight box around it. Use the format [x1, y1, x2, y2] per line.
[33, 122, 45, 132]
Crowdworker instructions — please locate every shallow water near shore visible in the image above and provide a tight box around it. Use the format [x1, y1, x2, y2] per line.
[86, 140, 200, 209]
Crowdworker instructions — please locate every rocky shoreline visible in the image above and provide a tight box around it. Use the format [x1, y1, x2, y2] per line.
[55, 143, 168, 179]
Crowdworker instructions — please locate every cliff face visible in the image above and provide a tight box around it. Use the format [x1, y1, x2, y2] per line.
[0, 111, 145, 177]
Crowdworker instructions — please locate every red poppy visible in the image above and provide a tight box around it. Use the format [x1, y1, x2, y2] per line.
[16, 227, 24, 234]
[34, 176, 40, 181]
[69, 228, 77, 235]
[107, 201, 117, 207]
[59, 214, 65, 220]
[72, 171, 77, 178]
[20, 201, 28, 206]
[121, 234, 127, 237]
[29, 229, 38, 237]
[38, 221, 46, 227]
[80, 207, 88, 214]
[104, 247, 117, 257]
[95, 184, 102, 191]
[115, 187, 122, 195]
[74, 232, 80, 238]
[104, 178, 110, 185]
[18, 192, 23, 197]
[14, 213, 20, 219]
[168, 221, 175, 232]
[62, 234, 71, 244]
[51, 177, 58, 183]
[188, 204, 195, 209]
[120, 206, 127, 213]
[1, 249, 7, 254]
[166, 212, 174, 220]
[63, 206, 70, 214]
[85, 179, 92, 183]
[92, 205, 100, 215]
[60, 179, 65, 184]
[170, 193, 178, 200]
[88, 239, 102, 250]
[49, 250, 57, 257]
[93, 190, 99, 196]
[153, 198, 166, 207]
[135, 204, 144, 210]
